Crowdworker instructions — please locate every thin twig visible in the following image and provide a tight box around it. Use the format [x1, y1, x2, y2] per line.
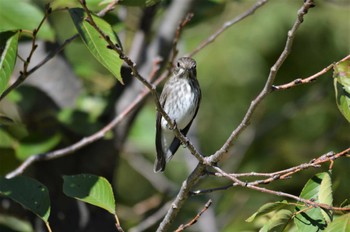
[272, 54, 350, 91]
[5, 86, 149, 178]
[206, 0, 316, 165]
[156, 164, 206, 232]
[5, 3, 197, 178]
[0, 5, 54, 101]
[80, 0, 205, 163]
[170, 12, 194, 64]
[97, 0, 120, 17]
[175, 199, 212, 232]
[192, 148, 350, 196]
[157, 1, 315, 230]
[213, 165, 350, 212]
[188, 0, 269, 57]
[115, 214, 125, 232]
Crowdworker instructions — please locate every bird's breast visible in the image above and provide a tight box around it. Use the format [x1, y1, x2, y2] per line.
[161, 79, 198, 130]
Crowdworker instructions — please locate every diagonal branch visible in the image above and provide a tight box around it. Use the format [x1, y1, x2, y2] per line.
[188, 0, 269, 57]
[206, 0, 316, 165]
[79, 0, 205, 163]
[157, 1, 316, 230]
[272, 54, 350, 91]
[175, 199, 212, 232]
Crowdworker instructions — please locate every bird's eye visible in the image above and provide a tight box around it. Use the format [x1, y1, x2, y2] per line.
[177, 62, 180, 68]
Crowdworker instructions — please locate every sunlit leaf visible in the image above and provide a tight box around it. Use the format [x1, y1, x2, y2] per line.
[0, 0, 54, 40]
[0, 31, 19, 96]
[246, 200, 292, 222]
[69, 8, 123, 83]
[63, 174, 116, 214]
[294, 172, 333, 232]
[260, 209, 293, 232]
[324, 213, 350, 232]
[318, 172, 333, 223]
[333, 60, 350, 122]
[0, 176, 51, 222]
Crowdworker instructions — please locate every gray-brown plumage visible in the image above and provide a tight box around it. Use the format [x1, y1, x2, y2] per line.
[154, 57, 201, 172]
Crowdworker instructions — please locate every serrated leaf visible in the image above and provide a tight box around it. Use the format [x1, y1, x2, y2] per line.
[0, 0, 54, 41]
[63, 174, 116, 214]
[69, 8, 123, 83]
[260, 209, 293, 232]
[333, 60, 350, 122]
[324, 213, 350, 232]
[0, 31, 19, 95]
[294, 172, 333, 232]
[0, 176, 51, 222]
[318, 172, 333, 223]
[246, 201, 292, 222]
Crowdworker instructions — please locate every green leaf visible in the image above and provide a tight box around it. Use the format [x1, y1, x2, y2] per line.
[324, 213, 350, 232]
[69, 8, 123, 83]
[0, 31, 19, 95]
[260, 209, 293, 232]
[333, 60, 350, 122]
[318, 172, 333, 223]
[0, 0, 54, 41]
[0, 176, 51, 222]
[63, 174, 116, 214]
[246, 201, 292, 222]
[294, 172, 333, 232]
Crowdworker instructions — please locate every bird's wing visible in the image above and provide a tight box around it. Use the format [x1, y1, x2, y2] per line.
[155, 95, 167, 172]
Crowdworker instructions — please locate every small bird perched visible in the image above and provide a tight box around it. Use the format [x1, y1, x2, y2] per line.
[154, 57, 201, 172]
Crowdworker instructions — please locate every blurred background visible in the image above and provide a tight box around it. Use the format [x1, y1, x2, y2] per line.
[0, 0, 349, 231]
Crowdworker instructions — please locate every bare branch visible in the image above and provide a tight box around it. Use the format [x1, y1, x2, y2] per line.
[175, 199, 212, 232]
[5, 87, 148, 178]
[5, 0, 204, 178]
[188, 0, 268, 57]
[273, 54, 350, 91]
[158, 1, 316, 230]
[79, 0, 205, 163]
[206, 0, 316, 165]
[213, 163, 350, 212]
[156, 164, 206, 232]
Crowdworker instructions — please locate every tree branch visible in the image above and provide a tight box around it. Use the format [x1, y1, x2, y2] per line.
[188, 0, 268, 57]
[272, 54, 350, 91]
[0, 5, 56, 101]
[175, 199, 212, 232]
[205, 0, 316, 165]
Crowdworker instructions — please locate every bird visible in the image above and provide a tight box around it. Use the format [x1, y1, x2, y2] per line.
[154, 57, 201, 172]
